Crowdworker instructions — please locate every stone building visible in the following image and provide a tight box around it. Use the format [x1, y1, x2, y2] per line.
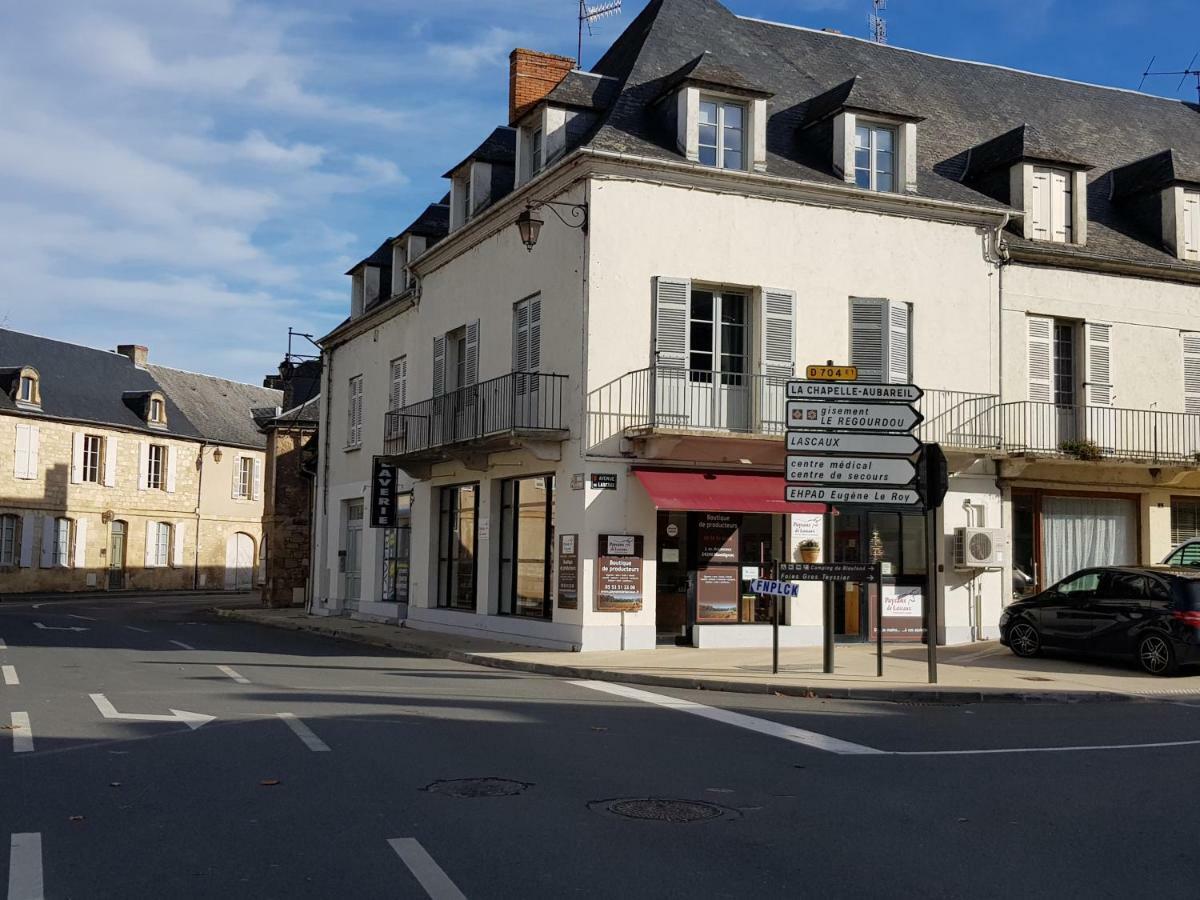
[0, 329, 280, 594]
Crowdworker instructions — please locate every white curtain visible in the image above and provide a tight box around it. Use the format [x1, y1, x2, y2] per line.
[1042, 496, 1136, 586]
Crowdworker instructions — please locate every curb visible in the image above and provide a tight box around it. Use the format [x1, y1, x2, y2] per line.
[215, 608, 1142, 706]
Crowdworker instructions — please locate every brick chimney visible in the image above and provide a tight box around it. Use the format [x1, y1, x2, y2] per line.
[116, 344, 149, 368]
[509, 48, 576, 125]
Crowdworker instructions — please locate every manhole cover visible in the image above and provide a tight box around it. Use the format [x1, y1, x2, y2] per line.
[590, 798, 732, 824]
[423, 778, 531, 799]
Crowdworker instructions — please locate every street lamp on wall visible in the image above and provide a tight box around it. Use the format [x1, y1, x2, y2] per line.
[515, 199, 588, 251]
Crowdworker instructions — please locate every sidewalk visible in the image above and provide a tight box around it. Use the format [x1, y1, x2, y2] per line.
[214, 606, 1200, 704]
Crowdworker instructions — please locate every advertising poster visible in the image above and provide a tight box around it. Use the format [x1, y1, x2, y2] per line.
[696, 566, 740, 622]
[596, 534, 644, 611]
[697, 513, 740, 564]
[557, 534, 578, 609]
[879, 585, 925, 641]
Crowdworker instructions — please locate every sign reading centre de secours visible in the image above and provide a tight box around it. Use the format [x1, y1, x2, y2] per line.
[786, 455, 917, 486]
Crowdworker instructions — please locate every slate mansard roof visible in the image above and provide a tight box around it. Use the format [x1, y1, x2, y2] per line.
[0, 329, 281, 450]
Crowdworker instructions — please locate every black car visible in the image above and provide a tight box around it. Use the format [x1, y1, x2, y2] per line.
[999, 566, 1200, 676]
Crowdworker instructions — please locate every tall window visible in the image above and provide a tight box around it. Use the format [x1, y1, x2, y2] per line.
[499, 476, 555, 618]
[18, 375, 36, 403]
[149, 397, 165, 423]
[698, 98, 745, 171]
[1053, 322, 1076, 406]
[855, 123, 896, 192]
[437, 484, 478, 610]
[0, 515, 18, 566]
[150, 522, 171, 567]
[147, 444, 166, 490]
[347, 375, 363, 448]
[1031, 166, 1073, 243]
[237, 457, 254, 499]
[389, 357, 407, 410]
[82, 435, 103, 483]
[689, 289, 746, 384]
[53, 517, 72, 567]
[531, 127, 544, 175]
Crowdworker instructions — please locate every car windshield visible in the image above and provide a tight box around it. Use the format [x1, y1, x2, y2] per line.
[1166, 543, 1200, 566]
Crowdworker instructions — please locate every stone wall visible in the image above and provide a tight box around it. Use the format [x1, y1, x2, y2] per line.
[260, 426, 315, 607]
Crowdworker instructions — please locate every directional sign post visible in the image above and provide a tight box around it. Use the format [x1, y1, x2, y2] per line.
[785, 485, 923, 507]
[788, 382, 923, 402]
[786, 431, 921, 456]
[787, 401, 923, 433]
[751, 578, 799, 674]
[786, 455, 917, 486]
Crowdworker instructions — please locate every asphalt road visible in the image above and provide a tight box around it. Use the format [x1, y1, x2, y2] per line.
[4, 595, 1200, 899]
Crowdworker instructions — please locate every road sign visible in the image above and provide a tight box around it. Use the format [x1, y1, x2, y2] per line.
[786, 431, 921, 456]
[787, 401, 923, 433]
[785, 485, 923, 507]
[750, 579, 800, 598]
[787, 381, 922, 402]
[779, 562, 881, 582]
[786, 455, 917, 486]
[805, 364, 857, 381]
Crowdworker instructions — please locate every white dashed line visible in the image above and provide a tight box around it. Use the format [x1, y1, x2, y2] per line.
[10, 713, 33, 753]
[388, 838, 467, 900]
[277, 713, 331, 752]
[572, 680, 884, 755]
[169, 640, 195, 651]
[125, 626, 151, 634]
[217, 665, 249, 684]
[0, 638, 7, 650]
[67, 615, 96, 622]
[8, 832, 44, 900]
[2, 666, 18, 686]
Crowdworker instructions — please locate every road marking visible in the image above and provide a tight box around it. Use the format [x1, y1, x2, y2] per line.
[66, 615, 96, 622]
[32, 623, 87, 633]
[2, 666, 18, 686]
[168, 640, 195, 651]
[10, 713, 33, 753]
[277, 713, 331, 752]
[89, 693, 214, 730]
[8, 832, 43, 900]
[0, 638, 7, 650]
[217, 665, 249, 684]
[125, 626, 151, 634]
[388, 838, 467, 900]
[893, 738, 1200, 756]
[571, 680, 884, 756]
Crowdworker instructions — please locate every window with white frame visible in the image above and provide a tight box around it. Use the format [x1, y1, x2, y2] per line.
[347, 375, 363, 448]
[698, 98, 745, 171]
[854, 123, 896, 192]
[82, 434, 103, 483]
[147, 444, 166, 490]
[849, 297, 911, 384]
[531, 127, 544, 175]
[0, 515, 17, 566]
[1031, 166, 1073, 243]
[150, 522, 171, 567]
[389, 357, 407, 410]
[19, 375, 36, 403]
[53, 517, 71, 567]
[236, 456, 254, 499]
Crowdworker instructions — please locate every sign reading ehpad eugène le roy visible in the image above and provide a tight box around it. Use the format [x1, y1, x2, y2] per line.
[370, 457, 399, 528]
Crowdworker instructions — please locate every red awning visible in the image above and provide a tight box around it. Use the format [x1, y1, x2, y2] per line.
[633, 469, 825, 515]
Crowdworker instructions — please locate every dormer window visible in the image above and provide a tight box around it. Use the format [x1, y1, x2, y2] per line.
[150, 397, 165, 423]
[698, 98, 745, 171]
[1030, 167, 1073, 243]
[11, 367, 41, 409]
[854, 122, 896, 192]
[19, 374, 37, 404]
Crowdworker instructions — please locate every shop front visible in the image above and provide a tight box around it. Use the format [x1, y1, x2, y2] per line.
[829, 509, 928, 643]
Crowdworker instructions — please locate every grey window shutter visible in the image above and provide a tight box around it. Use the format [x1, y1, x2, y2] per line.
[513, 301, 529, 372]
[653, 277, 690, 369]
[40, 516, 55, 568]
[528, 298, 541, 374]
[886, 300, 911, 384]
[432, 335, 446, 397]
[1084, 322, 1112, 407]
[760, 288, 795, 378]
[849, 297, 886, 383]
[1027, 315, 1053, 403]
[1184, 332, 1200, 414]
[464, 320, 480, 386]
[19, 513, 35, 567]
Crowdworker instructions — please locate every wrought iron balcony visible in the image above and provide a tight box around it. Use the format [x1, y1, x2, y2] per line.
[586, 366, 999, 452]
[988, 401, 1200, 463]
[384, 371, 568, 462]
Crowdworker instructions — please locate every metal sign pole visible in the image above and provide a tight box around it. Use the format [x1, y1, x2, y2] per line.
[823, 587, 835, 674]
[926, 508, 938, 684]
[773, 594, 780, 675]
[876, 568, 884, 678]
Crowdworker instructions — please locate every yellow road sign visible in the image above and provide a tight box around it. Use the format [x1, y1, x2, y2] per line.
[805, 364, 858, 381]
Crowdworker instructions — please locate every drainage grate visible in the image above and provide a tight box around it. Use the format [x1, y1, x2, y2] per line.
[590, 798, 733, 824]
[423, 777, 531, 799]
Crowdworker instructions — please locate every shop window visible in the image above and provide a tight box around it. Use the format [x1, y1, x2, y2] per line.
[437, 484, 478, 610]
[381, 494, 412, 603]
[499, 475, 555, 618]
[1171, 498, 1200, 547]
[692, 512, 784, 624]
[0, 514, 17, 566]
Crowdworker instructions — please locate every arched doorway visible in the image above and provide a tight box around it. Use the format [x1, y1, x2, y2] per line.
[225, 532, 255, 591]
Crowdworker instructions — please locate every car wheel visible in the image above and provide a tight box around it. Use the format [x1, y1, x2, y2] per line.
[1137, 633, 1178, 676]
[1008, 621, 1041, 657]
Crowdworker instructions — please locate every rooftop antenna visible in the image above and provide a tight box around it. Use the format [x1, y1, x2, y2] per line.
[869, 0, 887, 44]
[285, 326, 320, 364]
[1138, 52, 1200, 102]
[578, 0, 622, 67]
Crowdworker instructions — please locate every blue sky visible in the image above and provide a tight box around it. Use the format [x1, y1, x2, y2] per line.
[1, 0, 1196, 384]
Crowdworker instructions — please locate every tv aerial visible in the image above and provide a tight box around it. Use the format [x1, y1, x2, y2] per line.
[577, 0, 622, 66]
[869, 0, 887, 45]
[1138, 53, 1200, 102]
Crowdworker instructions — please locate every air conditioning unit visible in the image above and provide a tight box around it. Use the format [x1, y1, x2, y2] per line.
[953, 527, 1005, 569]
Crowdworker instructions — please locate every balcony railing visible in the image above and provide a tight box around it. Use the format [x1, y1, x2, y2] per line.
[385, 371, 568, 457]
[586, 367, 1200, 463]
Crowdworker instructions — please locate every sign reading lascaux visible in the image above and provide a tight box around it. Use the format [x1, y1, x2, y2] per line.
[786, 431, 921, 455]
